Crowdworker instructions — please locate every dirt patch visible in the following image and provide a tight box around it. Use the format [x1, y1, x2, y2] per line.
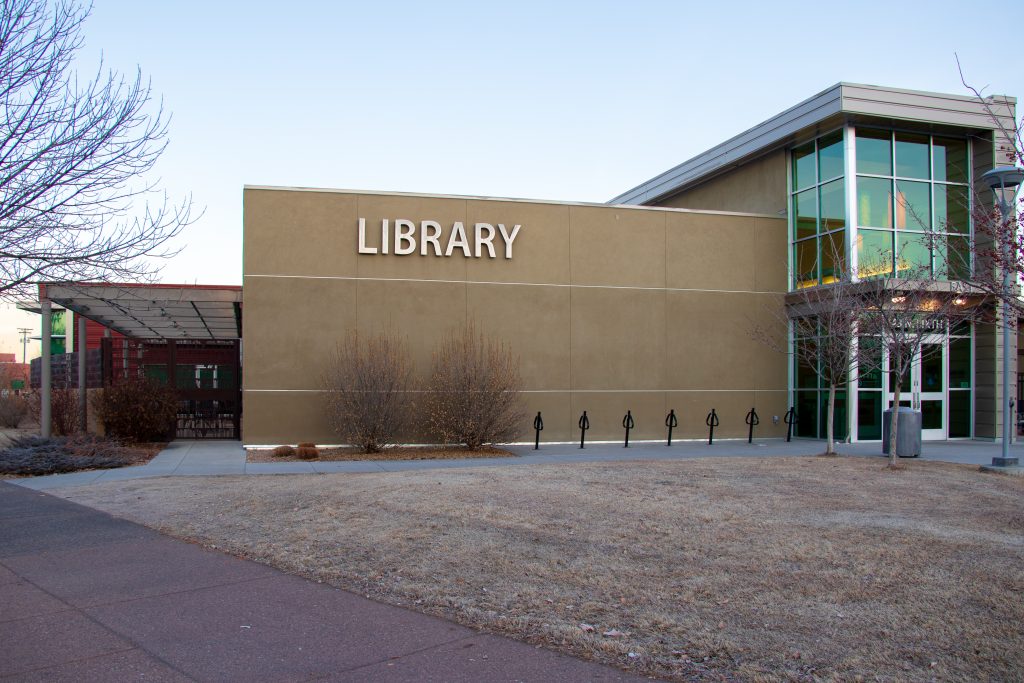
[247, 445, 514, 462]
[57, 456, 1024, 681]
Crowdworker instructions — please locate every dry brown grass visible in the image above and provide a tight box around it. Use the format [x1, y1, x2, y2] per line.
[247, 445, 513, 462]
[58, 457, 1024, 682]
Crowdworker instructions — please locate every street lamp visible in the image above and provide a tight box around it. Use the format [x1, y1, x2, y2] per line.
[981, 165, 1024, 467]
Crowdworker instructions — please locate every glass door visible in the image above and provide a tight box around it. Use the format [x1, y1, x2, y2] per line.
[887, 336, 946, 440]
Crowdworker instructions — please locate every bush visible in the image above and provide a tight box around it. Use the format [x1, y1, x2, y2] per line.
[92, 377, 178, 442]
[0, 434, 137, 476]
[26, 388, 79, 435]
[322, 331, 414, 453]
[296, 445, 319, 460]
[272, 445, 295, 457]
[0, 394, 28, 428]
[424, 322, 525, 449]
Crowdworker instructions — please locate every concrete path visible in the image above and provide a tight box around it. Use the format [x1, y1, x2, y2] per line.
[0, 481, 647, 682]
[10, 437, 1024, 491]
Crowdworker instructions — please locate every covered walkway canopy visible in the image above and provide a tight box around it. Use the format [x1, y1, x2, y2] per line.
[35, 282, 243, 438]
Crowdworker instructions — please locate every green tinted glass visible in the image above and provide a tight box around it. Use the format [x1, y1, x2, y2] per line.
[796, 391, 819, 437]
[935, 235, 971, 280]
[935, 184, 969, 233]
[818, 131, 844, 181]
[858, 337, 882, 388]
[856, 129, 892, 175]
[821, 230, 845, 283]
[794, 189, 816, 238]
[948, 390, 971, 438]
[890, 355, 912, 393]
[949, 337, 971, 387]
[895, 180, 930, 231]
[793, 142, 816, 190]
[896, 233, 931, 276]
[857, 390, 883, 440]
[857, 177, 893, 228]
[933, 137, 968, 184]
[796, 339, 818, 388]
[819, 179, 845, 232]
[895, 132, 930, 179]
[857, 229, 893, 278]
[794, 239, 818, 288]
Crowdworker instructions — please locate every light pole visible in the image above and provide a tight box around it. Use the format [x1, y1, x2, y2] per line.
[982, 166, 1024, 467]
[17, 327, 31, 365]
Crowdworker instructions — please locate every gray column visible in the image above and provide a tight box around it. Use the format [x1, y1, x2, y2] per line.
[40, 299, 51, 438]
[78, 314, 87, 432]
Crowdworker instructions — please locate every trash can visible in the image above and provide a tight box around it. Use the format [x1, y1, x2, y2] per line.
[881, 406, 922, 458]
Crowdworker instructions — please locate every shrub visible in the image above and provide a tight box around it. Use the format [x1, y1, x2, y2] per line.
[26, 388, 79, 435]
[0, 394, 28, 428]
[0, 434, 136, 476]
[322, 331, 414, 453]
[297, 442, 316, 448]
[92, 377, 178, 442]
[273, 445, 295, 457]
[296, 445, 319, 460]
[424, 322, 525, 449]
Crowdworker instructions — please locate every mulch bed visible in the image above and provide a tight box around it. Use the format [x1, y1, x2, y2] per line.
[247, 445, 514, 463]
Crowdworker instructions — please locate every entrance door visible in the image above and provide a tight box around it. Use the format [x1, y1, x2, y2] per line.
[888, 337, 945, 440]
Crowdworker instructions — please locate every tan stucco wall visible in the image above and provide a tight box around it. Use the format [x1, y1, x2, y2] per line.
[650, 149, 788, 216]
[242, 188, 789, 445]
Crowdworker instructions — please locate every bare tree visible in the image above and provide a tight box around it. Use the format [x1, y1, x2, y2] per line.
[856, 266, 978, 467]
[424, 321, 525, 450]
[0, 0, 194, 300]
[755, 237, 874, 455]
[323, 331, 414, 453]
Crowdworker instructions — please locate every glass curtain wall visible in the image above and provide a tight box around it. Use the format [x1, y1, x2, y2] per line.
[788, 126, 973, 440]
[854, 130, 970, 279]
[791, 131, 846, 289]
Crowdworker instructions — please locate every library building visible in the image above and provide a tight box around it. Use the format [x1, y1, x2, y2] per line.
[37, 83, 1020, 446]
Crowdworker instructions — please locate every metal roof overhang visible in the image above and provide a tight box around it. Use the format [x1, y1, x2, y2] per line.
[38, 282, 243, 340]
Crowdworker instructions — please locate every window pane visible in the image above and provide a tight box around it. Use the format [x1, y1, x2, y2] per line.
[935, 235, 971, 280]
[796, 391, 819, 437]
[857, 390, 883, 440]
[821, 230, 845, 284]
[794, 189, 817, 238]
[921, 343, 943, 392]
[796, 339, 818, 388]
[933, 137, 968, 184]
[857, 229, 893, 278]
[935, 184, 969, 234]
[896, 233, 931, 276]
[890, 354, 911, 393]
[950, 337, 971, 388]
[858, 337, 882, 388]
[895, 180, 930, 231]
[818, 131, 844, 181]
[948, 390, 971, 438]
[857, 176, 893, 228]
[922, 400, 943, 429]
[793, 142, 816, 190]
[820, 179, 846, 232]
[856, 129, 892, 175]
[895, 132, 930, 179]
[794, 239, 818, 288]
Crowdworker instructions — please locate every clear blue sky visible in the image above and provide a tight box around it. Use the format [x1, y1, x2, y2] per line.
[2, 0, 1023, 354]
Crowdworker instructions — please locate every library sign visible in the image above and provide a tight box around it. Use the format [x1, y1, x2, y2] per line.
[357, 218, 521, 259]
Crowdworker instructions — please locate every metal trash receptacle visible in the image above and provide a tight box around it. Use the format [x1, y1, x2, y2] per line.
[882, 406, 922, 458]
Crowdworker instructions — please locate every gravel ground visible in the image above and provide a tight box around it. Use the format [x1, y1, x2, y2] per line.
[57, 456, 1024, 682]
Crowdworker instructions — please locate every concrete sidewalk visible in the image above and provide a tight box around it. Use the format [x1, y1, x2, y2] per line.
[0, 481, 647, 682]
[10, 437, 1024, 491]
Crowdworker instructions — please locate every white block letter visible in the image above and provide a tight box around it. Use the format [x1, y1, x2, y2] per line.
[358, 218, 377, 254]
[395, 219, 416, 255]
[421, 221, 442, 256]
[445, 221, 471, 257]
[380, 219, 389, 255]
[497, 224, 521, 259]
[474, 223, 496, 258]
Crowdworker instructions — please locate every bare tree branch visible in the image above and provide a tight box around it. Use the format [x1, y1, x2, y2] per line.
[0, 0, 196, 300]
